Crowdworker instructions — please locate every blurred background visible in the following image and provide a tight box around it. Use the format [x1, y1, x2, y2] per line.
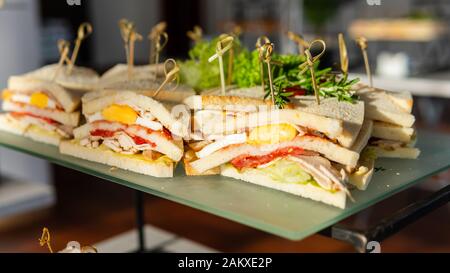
[0, 0, 449, 253]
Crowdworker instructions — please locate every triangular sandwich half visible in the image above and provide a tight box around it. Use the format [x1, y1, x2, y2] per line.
[355, 85, 420, 159]
[1, 76, 81, 145]
[183, 95, 359, 209]
[59, 90, 189, 177]
[23, 64, 99, 92]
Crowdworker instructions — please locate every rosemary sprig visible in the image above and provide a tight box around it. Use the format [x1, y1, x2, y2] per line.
[262, 61, 360, 108]
[318, 74, 360, 102]
[263, 77, 293, 109]
[278, 64, 360, 103]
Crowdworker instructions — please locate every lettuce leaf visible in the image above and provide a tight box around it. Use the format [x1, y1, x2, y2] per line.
[179, 37, 244, 92]
[259, 159, 313, 184]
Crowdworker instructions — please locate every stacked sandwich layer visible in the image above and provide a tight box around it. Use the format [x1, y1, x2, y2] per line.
[60, 90, 188, 177]
[292, 96, 376, 191]
[0, 76, 81, 145]
[23, 64, 100, 92]
[355, 85, 420, 159]
[99, 64, 164, 87]
[183, 95, 362, 209]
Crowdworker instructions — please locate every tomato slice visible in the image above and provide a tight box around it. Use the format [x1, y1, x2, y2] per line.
[90, 129, 157, 148]
[132, 135, 156, 147]
[11, 112, 59, 125]
[90, 129, 115, 138]
[231, 146, 306, 170]
[284, 86, 307, 97]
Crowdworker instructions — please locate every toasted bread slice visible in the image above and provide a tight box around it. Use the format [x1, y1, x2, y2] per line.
[293, 96, 365, 148]
[202, 86, 266, 99]
[184, 95, 275, 112]
[102, 78, 195, 104]
[60, 140, 174, 177]
[369, 145, 420, 159]
[191, 108, 344, 141]
[372, 121, 415, 142]
[23, 64, 99, 92]
[356, 87, 415, 127]
[0, 114, 28, 135]
[221, 164, 346, 209]
[8, 76, 81, 112]
[24, 124, 63, 146]
[386, 90, 413, 113]
[100, 63, 164, 85]
[350, 119, 373, 154]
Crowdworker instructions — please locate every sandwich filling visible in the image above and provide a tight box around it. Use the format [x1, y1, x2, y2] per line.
[370, 138, 413, 150]
[76, 103, 182, 163]
[2, 89, 75, 138]
[188, 122, 351, 196]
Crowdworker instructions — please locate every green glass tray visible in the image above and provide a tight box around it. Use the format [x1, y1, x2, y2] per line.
[0, 130, 449, 240]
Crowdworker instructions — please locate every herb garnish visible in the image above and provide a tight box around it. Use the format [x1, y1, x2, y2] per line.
[180, 35, 360, 105]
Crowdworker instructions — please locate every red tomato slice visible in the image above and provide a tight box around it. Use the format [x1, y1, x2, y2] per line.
[230, 146, 307, 170]
[11, 112, 59, 125]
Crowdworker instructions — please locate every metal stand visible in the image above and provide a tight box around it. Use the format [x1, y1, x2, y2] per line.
[132, 185, 450, 253]
[134, 190, 146, 253]
[133, 190, 177, 253]
[320, 185, 450, 253]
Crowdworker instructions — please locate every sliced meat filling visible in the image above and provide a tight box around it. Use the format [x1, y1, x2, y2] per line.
[9, 112, 73, 138]
[78, 121, 181, 161]
[370, 138, 407, 150]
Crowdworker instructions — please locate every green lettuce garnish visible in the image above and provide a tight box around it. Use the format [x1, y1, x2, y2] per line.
[179, 37, 244, 92]
[179, 35, 360, 105]
[259, 159, 313, 184]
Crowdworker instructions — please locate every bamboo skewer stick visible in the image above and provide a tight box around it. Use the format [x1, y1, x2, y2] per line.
[356, 36, 372, 88]
[208, 35, 234, 95]
[68, 22, 93, 74]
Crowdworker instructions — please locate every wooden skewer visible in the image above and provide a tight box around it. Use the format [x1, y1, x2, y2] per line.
[219, 33, 235, 86]
[298, 39, 327, 105]
[153, 58, 180, 98]
[119, 19, 135, 78]
[224, 25, 242, 86]
[287, 31, 310, 55]
[298, 39, 326, 74]
[208, 35, 234, 95]
[262, 43, 275, 106]
[128, 30, 143, 80]
[154, 32, 168, 65]
[256, 36, 271, 94]
[38, 227, 53, 253]
[305, 49, 320, 105]
[356, 36, 372, 88]
[187, 25, 203, 43]
[148, 21, 168, 65]
[68, 22, 93, 74]
[338, 33, 349, 78]
[231, 25, 242, 38]
[53, 40, 71, 81]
